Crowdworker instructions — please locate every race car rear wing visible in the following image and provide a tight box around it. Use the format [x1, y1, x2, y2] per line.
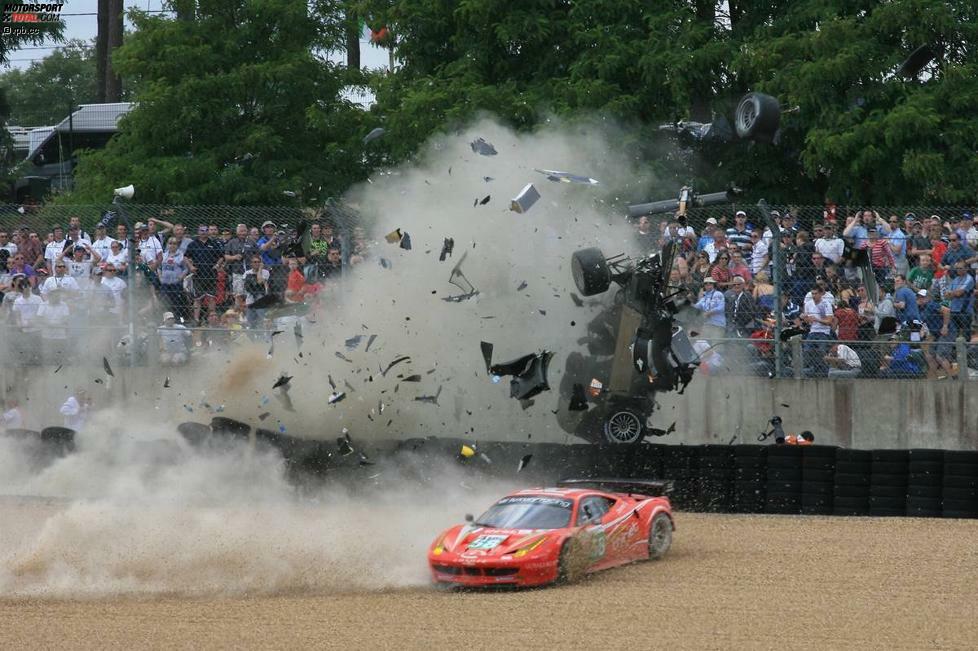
[557, 478, 672, 497]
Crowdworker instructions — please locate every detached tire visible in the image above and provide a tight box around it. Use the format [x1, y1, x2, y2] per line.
[648, 513, 672, 560]
[734, 92, 781, 142]
[571, 247, 611, 296]
[603, 409, 646, 445]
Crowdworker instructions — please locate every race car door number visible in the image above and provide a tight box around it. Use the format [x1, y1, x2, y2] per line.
[468, 535, 508, 550]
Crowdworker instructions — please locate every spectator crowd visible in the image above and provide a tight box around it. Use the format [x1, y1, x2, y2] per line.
[638, 208, 978, 379]
[0, 214, 373, 366]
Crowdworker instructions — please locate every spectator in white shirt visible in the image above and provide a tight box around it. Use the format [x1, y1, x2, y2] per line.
[11, 279, 42, 364]
[96, 263, 127, 316]
[104, 240, 129, 273]
[135, 222, 164, 271]
[40, 260, 81, 299]
[0, 229, 16, 256]
[825, 343, 862, 378]
[59, 390, 90, 432]
[1, 397, 23, 431]
[749, 230, 769, 275]
[58, 242, 102, 292]
[703, 230, 729, 264]
[90, 224, 117, 260]
[44, 225, 69, 273]
[158, 311, 192, 365]
[814, 222, 845, 264]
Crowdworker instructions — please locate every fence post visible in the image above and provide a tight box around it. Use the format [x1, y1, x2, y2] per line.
[791, 337, 803, 379]
[956, 337, 968, 383]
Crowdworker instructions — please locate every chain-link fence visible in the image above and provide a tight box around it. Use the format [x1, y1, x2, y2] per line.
[2, 202, 977, 380]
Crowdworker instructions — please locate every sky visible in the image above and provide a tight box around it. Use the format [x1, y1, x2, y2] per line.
[3, 0, 391, 71]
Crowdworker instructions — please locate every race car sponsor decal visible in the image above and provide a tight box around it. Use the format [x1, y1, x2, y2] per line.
[497, 496, 572, 509]
[468, 534, 509, 550]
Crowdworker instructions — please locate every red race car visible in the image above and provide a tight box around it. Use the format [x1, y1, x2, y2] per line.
[428, 478, 674, 588]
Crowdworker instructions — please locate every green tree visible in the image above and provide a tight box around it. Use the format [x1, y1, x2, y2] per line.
[67, 0, 372, 205]
[0, 40, 99, 126]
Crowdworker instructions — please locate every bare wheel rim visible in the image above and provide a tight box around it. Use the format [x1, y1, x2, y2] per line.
[739, 100, 757, 129]
[649, 516, 671, 557]
[605, 411, 642, 443]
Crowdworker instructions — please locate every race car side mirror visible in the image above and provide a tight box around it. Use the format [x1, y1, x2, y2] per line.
[464, 513, 474, 522]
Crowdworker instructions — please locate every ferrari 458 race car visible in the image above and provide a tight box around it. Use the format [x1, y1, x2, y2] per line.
[428, 479, 673, 588]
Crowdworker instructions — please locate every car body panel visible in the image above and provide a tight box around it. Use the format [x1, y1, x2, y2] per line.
[428, 487, 673, 587]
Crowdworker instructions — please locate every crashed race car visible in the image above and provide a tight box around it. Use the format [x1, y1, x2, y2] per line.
[428, 479, 673, 588]
[557, 233, 705, 445]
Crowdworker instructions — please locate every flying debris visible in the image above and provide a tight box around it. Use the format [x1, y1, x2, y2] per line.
[460, 444, 476, 458]
[54, 364, 63, 374]
[344, 380, 355, 393]
[470, 137, 498, 156]
[335, 351, 353, 363]
[485, 346, 555, 401]
[401, 374, 422, 383]
[275, 388, 295, 412]
[379, 257, 392, 269]
[479, 195, 491, 205]
[569, 383, 589, 411]
[534, 168, 600, 185]
[569, 293, 584, 307]
[415, 385, 443, 405]
[258, 412, 271, 421]
[328, 374, 336, 390]
[163, 377, 170, 388]
[510, 183, 540, 213]
[517, 454, 533, 473]
[483, 176, 494, 182]
[345, 335, 364, 351]
[400, 232, 412, 250]
[381, 355, 411, 377]
[272, 374, 292, 390]
[385, 229, 403, 244]
[363, 127, 386, 144]
[328, 391, 347, 405]
[439, 238, 455, 261]
[365, 334, 378, 352]
[294, 322, 303, 349]
[479, 341, 494, 373]
[358, 451, 374, 466]
[517, 281, 527, 292]
[250, 294, 281, 310]
[102, 357, 114, 377]
[443, 250, 479, 302]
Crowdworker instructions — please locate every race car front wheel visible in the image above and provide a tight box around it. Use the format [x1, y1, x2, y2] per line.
[571, 247, 611, 296]
[603, 409, 645, 444]
[648, 513, 672, 560]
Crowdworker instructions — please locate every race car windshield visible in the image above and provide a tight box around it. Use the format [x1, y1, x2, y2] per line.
[474, 496, 572, 530]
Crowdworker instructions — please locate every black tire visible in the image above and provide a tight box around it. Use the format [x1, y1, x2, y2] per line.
[833, 496, 870, 509]
[767, 468, 802, 481]
[734, 92, 781, 142]
[871, 473, 909, 487]
[907, 485, 942, 498]
[834, 484, 871, 498]
[872, 450, 909, 463]
[941, 510, 978, 520]
[906, 496, 942, 511]
[802, 481, 834, 496]
[556, 538, 588, 585]
[943, 450, 978, 464]
[942, 487, 978, 501]
[602, 409, 646, 445]
[870, 485, 908, 498]
[768, 446, 804, 460]
[733, 445, 766, 458]
[177, 421, 212, 446]
[835, 461, 871, 475]
[1, 428, 40, 439]
[802, 469, 835, 483]
[835, 473, 870, 487]
[944, 463, 978, 477]
[836, 449, 872, 463]
[943, 475, 978, 489]
[802, 458, 835, 471]
[766, 456, 803, 470]
[869, 495, 906, 510]
[802, 445, 837, 459]
[872, 461, 909, 475]
[908, 461, 943, 474]
[766, 480, 801, 494]
[908, 449, 944, 463]
[571, 247, 611, 297]
[648, 513, 672, 560]
[765, 492, 802, 514]
[210, 417, 251, 438]
[908, 472, 942, 486]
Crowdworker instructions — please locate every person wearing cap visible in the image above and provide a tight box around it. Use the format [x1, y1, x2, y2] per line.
[693, 277, 726, 339]
[725, 276, 756, 338]
[135, 221, 164, 273]
[185, 225, 225, 325]
[892, 274, 920, 324]
[697, 218, 717, 251]
[43, 225, 69, 274]
[158, 311, 192, 365]
[56, 240, 102, 292]
[725, 210, 752, 253]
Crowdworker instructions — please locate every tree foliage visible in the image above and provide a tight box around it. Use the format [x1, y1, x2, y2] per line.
[0, 40, 99, 126]
[66, 0, 371, 205]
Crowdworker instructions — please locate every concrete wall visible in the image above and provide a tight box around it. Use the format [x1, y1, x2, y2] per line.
[657, 376, 978, 450]
[3, 363, 976, 450]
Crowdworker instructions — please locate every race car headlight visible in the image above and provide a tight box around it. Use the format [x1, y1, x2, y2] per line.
[513, 536, 547, 557]
[432, 533, 447, 555]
